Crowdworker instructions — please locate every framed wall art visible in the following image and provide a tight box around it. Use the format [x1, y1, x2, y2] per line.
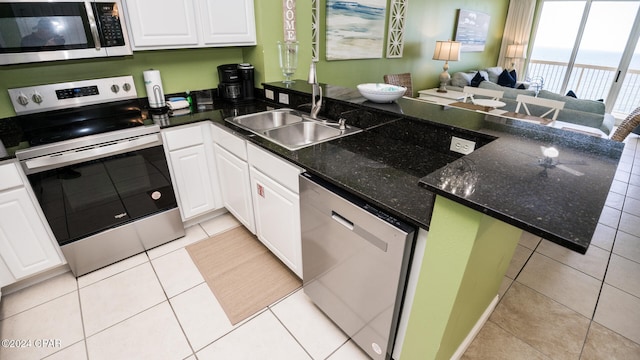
[326, 0, 387, 60]
[455, 9, 490, 52]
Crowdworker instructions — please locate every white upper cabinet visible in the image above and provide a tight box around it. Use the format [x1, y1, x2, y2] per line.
[198, 0, 256, 45]
[123, 0, 256, 50]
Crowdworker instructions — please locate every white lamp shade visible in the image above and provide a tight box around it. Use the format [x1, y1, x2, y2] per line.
[433, 40, 461, 62]
[506, 44, 527, 59]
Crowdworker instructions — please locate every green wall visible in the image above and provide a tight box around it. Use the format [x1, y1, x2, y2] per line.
[314, 0, 509, 96]
[400, 195, 522, 359]
[0, 0, 509, 118]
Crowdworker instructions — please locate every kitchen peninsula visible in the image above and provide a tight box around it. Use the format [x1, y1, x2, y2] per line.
[248, 81, 622, 359]
[129, 79, 621, 359]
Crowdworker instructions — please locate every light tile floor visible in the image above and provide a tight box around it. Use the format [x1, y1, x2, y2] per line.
[0, 212, 370, 360]
[463, 134, 640, 359]
[2, 136, 640, 360]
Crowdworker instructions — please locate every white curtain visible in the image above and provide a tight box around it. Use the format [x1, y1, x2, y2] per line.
[499, 0, 537, 77]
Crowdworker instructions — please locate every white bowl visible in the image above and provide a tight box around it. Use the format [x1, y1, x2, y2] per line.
[357, 83, 407, 103]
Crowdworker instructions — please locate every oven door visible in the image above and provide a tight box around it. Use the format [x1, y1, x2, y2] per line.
[26, 145, 177, 247]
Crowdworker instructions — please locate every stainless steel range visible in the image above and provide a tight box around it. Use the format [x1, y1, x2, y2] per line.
[13, 76, 184, 276]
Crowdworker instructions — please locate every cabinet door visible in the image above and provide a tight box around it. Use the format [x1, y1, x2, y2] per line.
[124, 0, 199, 48]
[169, 144, 217, 219]
[197, 0, 256, 45]
[0, 188, 62, 280]
[250, 168, 301, 278]
[215, 145, 255, 233]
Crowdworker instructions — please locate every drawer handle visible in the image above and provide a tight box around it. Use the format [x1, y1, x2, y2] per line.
[331, 211, 354, 230]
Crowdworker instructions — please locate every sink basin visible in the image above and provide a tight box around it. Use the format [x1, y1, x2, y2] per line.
[227, 108, 362, 150]
[231, 108, 303, 131]
[264, 122, 342, 149]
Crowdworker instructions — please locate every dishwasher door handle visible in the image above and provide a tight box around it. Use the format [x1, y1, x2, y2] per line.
[331, 211, 354, 230]
[331, 210, 388, 252]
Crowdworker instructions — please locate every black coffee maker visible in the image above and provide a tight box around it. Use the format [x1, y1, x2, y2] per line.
[217, 63, 254, 102]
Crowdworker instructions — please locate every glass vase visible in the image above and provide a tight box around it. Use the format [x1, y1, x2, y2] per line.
[277, 41, 299, 84]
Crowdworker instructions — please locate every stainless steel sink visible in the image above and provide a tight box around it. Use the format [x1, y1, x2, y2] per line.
[227, 109, 362, 150]
[264, 122, 342, 149]
[232, 108, 303, 131]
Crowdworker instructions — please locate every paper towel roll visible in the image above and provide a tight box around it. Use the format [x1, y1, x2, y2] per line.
[143, 69, 165, 108]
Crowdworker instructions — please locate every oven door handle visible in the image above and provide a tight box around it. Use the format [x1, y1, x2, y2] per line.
[25, 135, 159, 171]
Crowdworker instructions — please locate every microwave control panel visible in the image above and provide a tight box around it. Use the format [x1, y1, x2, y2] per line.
[94, 2, 127, 47]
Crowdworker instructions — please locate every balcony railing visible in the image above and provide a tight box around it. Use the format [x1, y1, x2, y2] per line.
[526, 59, 640, 116]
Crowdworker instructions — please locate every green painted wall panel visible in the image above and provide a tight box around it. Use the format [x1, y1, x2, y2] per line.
[399, 196, 521, 360]
[0, 47, 245, 119]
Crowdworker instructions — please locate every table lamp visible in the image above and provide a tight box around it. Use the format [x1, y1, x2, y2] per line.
[506, 44, 527, 70]
[433, 40, 461, 93]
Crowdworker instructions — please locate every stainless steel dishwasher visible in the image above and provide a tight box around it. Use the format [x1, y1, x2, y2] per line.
[300, 173, 415, 360]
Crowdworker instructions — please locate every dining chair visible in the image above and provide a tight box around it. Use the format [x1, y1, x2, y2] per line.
[383, 73, 413, 97]
[515, 94, 565, 121]
[462, 86, 504, 103]
[611, 106, 640, 142]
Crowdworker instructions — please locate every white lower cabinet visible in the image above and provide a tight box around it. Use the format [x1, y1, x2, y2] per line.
[163, 124, 222, 221]
[247, 143, 303, 278]
[0, 162, 62, 288]
[214, 144, 255, 233]
[250, 168, 301, 277]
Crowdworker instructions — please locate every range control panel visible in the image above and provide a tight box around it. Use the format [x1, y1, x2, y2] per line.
[8, 76, 137, 115]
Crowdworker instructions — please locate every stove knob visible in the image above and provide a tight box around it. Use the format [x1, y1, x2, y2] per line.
[122, 82, 132, 92]
[111, 84, 120, 93]
[31, 92, 43, 104]
[17, 93, 29, 106]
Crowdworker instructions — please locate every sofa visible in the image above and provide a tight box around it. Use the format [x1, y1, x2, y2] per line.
[446, 67, 615, 135]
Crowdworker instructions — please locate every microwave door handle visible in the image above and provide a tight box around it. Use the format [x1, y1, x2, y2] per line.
[88, 10, 102, 50]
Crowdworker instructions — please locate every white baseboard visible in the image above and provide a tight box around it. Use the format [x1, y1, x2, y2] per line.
[450, 294, 499, 360]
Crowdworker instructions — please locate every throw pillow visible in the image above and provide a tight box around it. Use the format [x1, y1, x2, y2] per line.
[566, 90, 577, 98]
[509, 69, 517, 83]
[517, 84, 526, 90]
[485, 67, 503, 83]
[497, 69, 516, 88]
[451, 72, 476, 88]
[470, 72, 485, 87]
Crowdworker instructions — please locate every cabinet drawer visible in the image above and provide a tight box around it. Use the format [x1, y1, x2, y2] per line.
[211, 124, 247, 160]
[247, 143, 302, 193]
[163, 124, 205, 151]
[0, 162, 23, 191]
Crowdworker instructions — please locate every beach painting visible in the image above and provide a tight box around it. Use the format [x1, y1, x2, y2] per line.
[455, 9, 490, 52]
[326, 0, 387, 60]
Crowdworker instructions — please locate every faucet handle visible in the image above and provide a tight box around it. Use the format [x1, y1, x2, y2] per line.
[308, 61, 318, 84]
[338, 118, 347, 131]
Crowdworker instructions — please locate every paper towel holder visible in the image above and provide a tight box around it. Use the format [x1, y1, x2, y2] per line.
[143, 69, 167, 109]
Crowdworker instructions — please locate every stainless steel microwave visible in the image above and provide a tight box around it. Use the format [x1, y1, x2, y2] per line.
[0, 0, 132, 65]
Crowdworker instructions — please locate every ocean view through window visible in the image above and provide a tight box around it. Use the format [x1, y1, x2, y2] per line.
[528, 0, 640, 117]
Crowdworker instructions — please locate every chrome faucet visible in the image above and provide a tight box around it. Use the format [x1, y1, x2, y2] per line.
[308, 61, 322, 119]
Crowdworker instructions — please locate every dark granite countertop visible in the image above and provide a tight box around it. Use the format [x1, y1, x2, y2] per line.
[257, 81, 623, 253]
[0, 82, 623, 253]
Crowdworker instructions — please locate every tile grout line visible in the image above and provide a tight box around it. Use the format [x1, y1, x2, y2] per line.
[268, 307, 315, 360]
[146, 248, 198, 359]
[74, 278, 91, 360]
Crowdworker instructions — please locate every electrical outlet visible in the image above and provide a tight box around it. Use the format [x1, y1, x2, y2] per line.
[450, 136, 476, 155]
[265, 89, 275, 100]
[278, 93, 289, 104]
